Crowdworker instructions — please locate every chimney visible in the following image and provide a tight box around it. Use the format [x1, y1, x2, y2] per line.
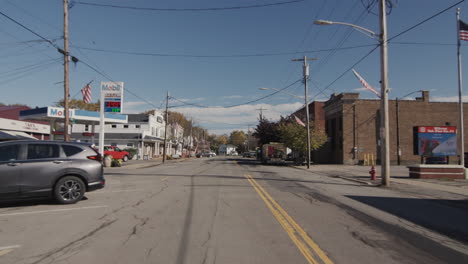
[422, 90, 429, 102]
[415, 90, 430, 102]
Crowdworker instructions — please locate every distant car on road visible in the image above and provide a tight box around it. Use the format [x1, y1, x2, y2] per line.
[196, 151, 216, 158]
[0, 140, 105, 204]
[243, 151, 257, 158]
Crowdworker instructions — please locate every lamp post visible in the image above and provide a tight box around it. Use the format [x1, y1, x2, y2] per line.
[396, 90, 424, 165]
[315, 0, 390, 186]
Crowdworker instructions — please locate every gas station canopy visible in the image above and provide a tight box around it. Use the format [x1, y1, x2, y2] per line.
[19, 106, 128, 124]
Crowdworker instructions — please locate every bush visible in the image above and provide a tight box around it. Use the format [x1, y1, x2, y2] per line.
[111, 159, 122, 167]
[123, 148, 138, 159]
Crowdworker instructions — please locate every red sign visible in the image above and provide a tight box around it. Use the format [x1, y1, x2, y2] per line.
[52, 131, 64, 135]
[417, 126, 457, 134]
[82, 132, 95, 137]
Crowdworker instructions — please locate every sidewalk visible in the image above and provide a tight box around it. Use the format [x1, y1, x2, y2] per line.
[293, 164, 468, 196]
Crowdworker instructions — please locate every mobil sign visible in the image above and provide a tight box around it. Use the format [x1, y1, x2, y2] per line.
[101, 81, 124, 113]
[48, 107, 74, 118]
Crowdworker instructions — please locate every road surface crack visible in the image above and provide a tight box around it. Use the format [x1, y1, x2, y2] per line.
[29, 219, 117, 264]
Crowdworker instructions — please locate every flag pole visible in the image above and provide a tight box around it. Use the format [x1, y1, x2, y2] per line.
[456, 8, 466, 177]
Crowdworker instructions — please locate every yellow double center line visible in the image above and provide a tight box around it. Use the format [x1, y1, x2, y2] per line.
[244, 173, 333, 264]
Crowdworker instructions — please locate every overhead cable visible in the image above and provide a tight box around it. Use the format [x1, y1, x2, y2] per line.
[170, 79, 302, 109]
[72, 0, 305, 12]
[387, 0, 465, 42]
[71, 44, 376, 58]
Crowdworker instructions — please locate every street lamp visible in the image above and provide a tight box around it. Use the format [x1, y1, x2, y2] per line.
[314, 0, 390, 186]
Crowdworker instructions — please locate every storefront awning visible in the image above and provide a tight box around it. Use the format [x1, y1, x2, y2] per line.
[0, 130, 38, 140]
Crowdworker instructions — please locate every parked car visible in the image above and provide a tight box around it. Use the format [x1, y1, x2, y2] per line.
[104, 146, 130, 161]
[243, 151, 257, 158]
[196, 151, 216, 158]
[0, 140, 105, 204]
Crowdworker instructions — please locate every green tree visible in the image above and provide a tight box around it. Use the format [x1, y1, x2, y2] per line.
[229, 130, 246, 145]
[278, 120, 327, 154]
[253, 116, 281, 145]
[55, 99, 100, 111]
[217, 135, 228, 145]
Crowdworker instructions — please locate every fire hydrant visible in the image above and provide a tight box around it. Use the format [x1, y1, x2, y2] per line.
[369, 165, 376, 181]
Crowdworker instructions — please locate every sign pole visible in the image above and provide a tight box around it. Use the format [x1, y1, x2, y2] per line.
[99, 86, 105, 157]
[457, 8, 466, 174]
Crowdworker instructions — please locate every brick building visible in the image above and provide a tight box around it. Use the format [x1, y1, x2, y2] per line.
[291, 101, 328, 163]
[320, 91, 467, 165]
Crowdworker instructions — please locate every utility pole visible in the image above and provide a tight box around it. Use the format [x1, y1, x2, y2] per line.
[379, 0, 390, 186]
[63, 0, 70, 141]
[457, 9, 466, 174]
[256, 107, 267, 120]
[292, 56, 316, 169]
[162, 91, 169, 163]
[247, 124, 250, 151]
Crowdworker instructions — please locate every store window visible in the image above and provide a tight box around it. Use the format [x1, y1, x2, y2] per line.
[85, 125, 89, 132]
[136, 125, 141, 129]
[124, 125, 129, 128]
[111, 125, 117, 128]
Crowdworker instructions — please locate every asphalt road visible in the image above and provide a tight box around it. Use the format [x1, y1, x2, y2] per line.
[1, 157, 467, 264]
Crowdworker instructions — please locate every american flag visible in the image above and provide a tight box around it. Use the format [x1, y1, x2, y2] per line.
[351, 69, 380, 98]
[294, 115, 306, 127]
[81, 83, 92, 103]
[460, 20, 468, 41]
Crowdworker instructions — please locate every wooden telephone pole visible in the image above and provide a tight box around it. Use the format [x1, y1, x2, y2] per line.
[63, 0, 70, 141]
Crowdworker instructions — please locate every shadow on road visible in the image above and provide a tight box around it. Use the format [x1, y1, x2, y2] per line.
[347, 195, 468, 244]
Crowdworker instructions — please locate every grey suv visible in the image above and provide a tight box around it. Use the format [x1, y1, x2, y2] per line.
[0, 140, 105, 204]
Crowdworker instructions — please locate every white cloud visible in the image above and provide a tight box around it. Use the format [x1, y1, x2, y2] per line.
[431, 95, 468, 102]
[124, 101, 151, 113]
[173, 102, 304, 134]
[122, 100, 312, 135]
[353, 87, 368, 92]
[222, 95, 244, 99]
[176, 97, 206, 102]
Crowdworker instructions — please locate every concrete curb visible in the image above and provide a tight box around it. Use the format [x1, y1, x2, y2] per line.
[290, 165, 377, 186]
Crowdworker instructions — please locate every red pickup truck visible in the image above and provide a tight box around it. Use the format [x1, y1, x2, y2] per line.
[104, 146, 130, 161]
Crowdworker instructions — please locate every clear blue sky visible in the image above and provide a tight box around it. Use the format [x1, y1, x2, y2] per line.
[1, 0, 468, 134]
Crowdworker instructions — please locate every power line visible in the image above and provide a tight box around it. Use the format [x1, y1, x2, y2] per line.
[169, 79, 302, 109]
[70, 44, 376, 58]
[314, 0, 465, 98]
[0, 8, 165, 111]
[387, 0, 465, 42]
[0, 9, 58, 48]
[73, 0, 305, 12]
[314, 45, 380, 99]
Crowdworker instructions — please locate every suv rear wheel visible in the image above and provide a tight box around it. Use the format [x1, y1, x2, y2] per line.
[54, 176, 85, 204]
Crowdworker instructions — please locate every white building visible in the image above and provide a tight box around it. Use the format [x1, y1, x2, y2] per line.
[71, 111, 167, 159]
[0, 117, 48, 140]
[218, 144, 236, 155]
[170, 122, 184, 156]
